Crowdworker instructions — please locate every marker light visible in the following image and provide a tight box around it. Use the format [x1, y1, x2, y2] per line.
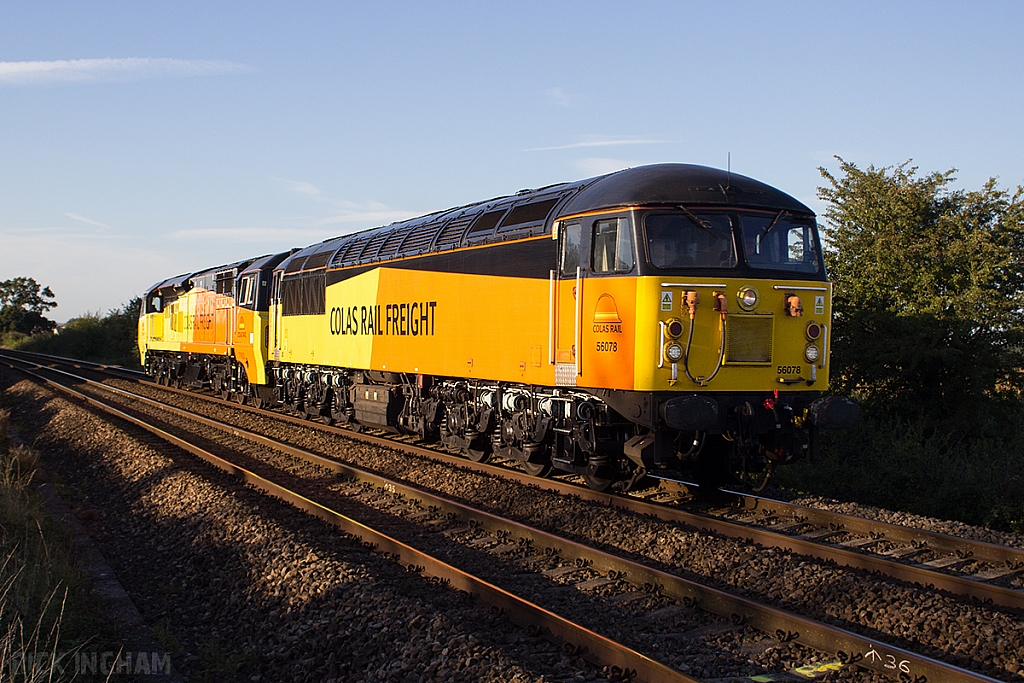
[804, 344, 820, 363]
[665, 342, 684, 363]
[805, 321, 822, 341]
[666, 318, 684, 339]
[737, 286, 759, 311]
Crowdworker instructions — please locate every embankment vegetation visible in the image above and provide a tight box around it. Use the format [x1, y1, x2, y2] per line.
[1, 296, 141, 369]
[0, 407, 77, 681]
[776, 159, 1024, 533]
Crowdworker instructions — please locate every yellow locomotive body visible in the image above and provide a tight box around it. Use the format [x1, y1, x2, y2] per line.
[141, 164, 857, 490]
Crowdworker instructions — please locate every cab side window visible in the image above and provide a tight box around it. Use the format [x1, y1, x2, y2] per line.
[592, 217, 634, 274]
[239, 275, 256, 307]
[560, 222, 582, 275]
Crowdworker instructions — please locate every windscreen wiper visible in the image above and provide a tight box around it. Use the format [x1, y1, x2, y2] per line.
[676, 205, 716, 235]
[760, 209, 789, 237]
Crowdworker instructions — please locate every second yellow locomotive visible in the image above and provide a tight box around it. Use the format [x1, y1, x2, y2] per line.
[139, 164, 857, 490]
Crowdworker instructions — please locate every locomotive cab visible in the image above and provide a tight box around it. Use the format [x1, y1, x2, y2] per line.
[550, 167, 857, 490]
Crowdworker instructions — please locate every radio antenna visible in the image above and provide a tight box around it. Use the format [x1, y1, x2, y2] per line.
[721, 152, 732, 198]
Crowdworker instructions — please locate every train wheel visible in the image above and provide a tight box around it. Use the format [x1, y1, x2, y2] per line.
[521, 460, 551, 477]
[465, 447, 490, 463]
[583, 474, 615, 493]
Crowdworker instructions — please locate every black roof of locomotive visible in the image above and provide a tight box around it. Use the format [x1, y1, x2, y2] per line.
[558, 163, 813, 216]
[278, 163, 812, 275]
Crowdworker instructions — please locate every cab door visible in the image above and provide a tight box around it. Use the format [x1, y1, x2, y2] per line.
[271, 270, 284, 362]
[581, 215, 636, 390]
[553, 220, 584, 386]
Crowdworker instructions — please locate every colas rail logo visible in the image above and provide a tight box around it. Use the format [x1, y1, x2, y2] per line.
[592, 294, 622, 333]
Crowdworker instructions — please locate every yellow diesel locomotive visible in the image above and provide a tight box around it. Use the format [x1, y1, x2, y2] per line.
[139, 164, 857, 491]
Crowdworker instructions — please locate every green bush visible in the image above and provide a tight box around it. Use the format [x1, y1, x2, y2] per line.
[775, 159, 1024, 533]
[6, 299, 141, 368]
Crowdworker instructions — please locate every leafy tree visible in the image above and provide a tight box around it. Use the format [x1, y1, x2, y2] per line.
[0, 277, 57, 334]
[6, 297, 142, 367]
[818, 158, 1024, 420]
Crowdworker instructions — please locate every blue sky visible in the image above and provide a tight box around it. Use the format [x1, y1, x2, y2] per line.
[2, 1, 1022, 320]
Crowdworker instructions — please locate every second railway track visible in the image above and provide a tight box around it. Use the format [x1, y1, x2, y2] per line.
[3, 350, 1023, 681]
[9, 348, 1024, 614]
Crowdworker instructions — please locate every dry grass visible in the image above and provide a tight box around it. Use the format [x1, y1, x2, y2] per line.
[0, 408, 79, 682]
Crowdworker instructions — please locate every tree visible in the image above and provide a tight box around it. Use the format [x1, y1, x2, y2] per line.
[818, 158, 1024, 420]
[0, 277, 57, 334]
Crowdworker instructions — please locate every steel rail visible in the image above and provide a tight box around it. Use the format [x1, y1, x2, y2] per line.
[721, 489, 1024, 569]
[0, 347, 147, 380]
[1, 357, 696, 683]
[6, 356, 1007, 683]
[12, 349, 1023, 615]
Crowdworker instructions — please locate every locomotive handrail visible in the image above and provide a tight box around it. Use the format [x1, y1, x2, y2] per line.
[657, 321, 666, 369]
[771, 285, 828, 291]
[660, 282, 727, 288]
[574, 266, 583, 377]
[548, 269, 556, 365]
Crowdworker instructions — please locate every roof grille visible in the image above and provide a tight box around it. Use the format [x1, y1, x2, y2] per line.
[284, 256, 308, 273]
[432, 214, 474, 250]
[499, 198, 559, 230]
[377, 225, 414, 261]
[399, 219, 444, 255]
[467, 209, 505, 238]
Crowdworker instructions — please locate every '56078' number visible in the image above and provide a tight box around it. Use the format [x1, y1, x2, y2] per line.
[777, 365, 802, 375]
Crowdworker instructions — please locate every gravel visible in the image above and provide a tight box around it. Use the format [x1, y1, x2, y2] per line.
[7, 366, 1024, 681]
[2, 371, 616, 682]
[105, 376, 1024, 682]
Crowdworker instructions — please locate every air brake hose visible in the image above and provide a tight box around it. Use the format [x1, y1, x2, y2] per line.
[682, 294, 727, 386]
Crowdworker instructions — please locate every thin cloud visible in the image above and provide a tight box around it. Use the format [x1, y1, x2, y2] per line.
[525, 136, 670, 152]
[545, 87, 571, 107]
[276, 178, 322, 197]
[65, 213, 113, 230]
[0, 58, 252, 85]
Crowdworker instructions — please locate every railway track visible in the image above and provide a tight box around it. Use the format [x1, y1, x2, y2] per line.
[7, 348, 1023, 615]
[3, 350, 1020, 681]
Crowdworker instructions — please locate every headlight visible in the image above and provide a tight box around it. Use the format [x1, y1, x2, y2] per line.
[805, 321, 822, 341]
[665, 342, 684, 363]
[665, 318, 684, 339]
[804, 344, 820, 363]
[737, 286, 759, 311]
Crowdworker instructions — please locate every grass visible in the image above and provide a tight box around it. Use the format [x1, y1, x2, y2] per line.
[0, 402, 132, 681]
[775, 404, 1024, 534]
[0, 408, 78, 682]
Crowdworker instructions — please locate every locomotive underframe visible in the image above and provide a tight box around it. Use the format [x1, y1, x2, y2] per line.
[143, 348, 842, 491]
